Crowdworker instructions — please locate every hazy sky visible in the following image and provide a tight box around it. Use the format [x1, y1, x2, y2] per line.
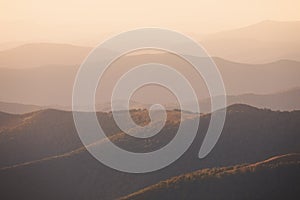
[1, 0, 300, 45]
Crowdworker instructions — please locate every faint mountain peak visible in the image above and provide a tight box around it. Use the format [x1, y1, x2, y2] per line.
[204, 19, 300, 45]
[202, 20, 300, 63]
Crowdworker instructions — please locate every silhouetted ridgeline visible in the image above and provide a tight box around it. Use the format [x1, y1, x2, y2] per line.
[0, 104, 299, 199]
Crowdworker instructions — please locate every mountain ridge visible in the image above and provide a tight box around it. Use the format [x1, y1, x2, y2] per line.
[119, 153, 300, 200]
[1, 86, 300, 114]
[1, 57, 298, 106]
[0, 103, 300, 199]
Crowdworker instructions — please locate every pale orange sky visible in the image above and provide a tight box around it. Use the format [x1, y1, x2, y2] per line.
[1, 0, 300, 45]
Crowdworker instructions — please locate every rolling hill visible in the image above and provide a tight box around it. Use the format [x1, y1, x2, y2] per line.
[1, 86, 300, 114]
[0, 104, 299, 199]
[0, 43, 91, 69]
[0, 53, 300, 107]
[120, 153, 300, 200]
[201, 20, 300, 63]
[0, 101, 42, 114]
[1, 21, 299, 65]
[197, 87, 300, 113]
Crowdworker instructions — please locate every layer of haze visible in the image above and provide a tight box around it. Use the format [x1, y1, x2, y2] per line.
[1, 0, 300, 46]
[0, 0, 300, 108]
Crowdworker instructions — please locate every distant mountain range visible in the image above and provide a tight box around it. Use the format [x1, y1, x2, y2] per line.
[1, 87, 299, 114]
[1, 20, 299, 107]
[0, 101, 42, 114]
[198, 87, 300, 113]
[120, 153, 300, 200]
[1, 20, 299, 67]
[0, 43, 91, 68]
[0, 20, 299, 200]
[0, 54, 300, 107]
[201, 20, 300, 63]
[0, 104, 299, 199]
